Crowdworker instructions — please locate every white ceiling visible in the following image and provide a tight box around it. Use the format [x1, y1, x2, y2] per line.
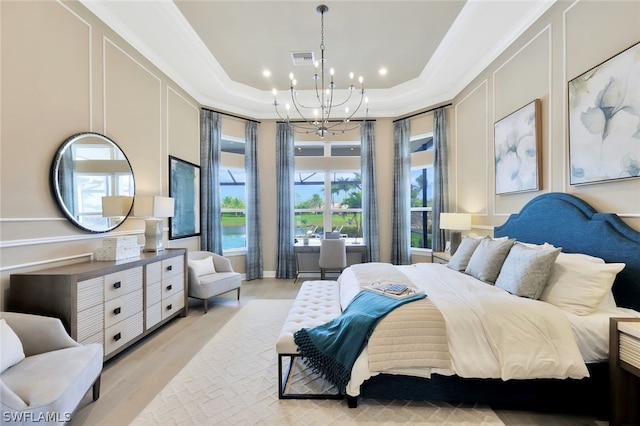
[80, 1, 556, 120]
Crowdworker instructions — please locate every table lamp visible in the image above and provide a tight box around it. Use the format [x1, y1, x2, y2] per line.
[439, 213, 471, 255]
[134, 195, 174, 252]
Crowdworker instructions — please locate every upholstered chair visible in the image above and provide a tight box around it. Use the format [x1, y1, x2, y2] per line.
[187, 251, 242, 313]
[0, 312, 103, 425]
[318, 238, 347, 280]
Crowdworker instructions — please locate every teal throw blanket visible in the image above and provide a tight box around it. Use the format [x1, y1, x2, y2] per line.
[293, 290, 426, 394]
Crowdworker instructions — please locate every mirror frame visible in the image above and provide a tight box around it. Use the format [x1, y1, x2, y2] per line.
[50, 132, 135, 233]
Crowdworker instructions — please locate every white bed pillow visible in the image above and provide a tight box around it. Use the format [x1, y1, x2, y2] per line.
[1, 319, 25, 373]
[447, 237, 484, 272]
[464, 237, 515, 284]
[495, 243, 561, 299]
[540, 252, 625, 315]
[188, 257, 216, 277]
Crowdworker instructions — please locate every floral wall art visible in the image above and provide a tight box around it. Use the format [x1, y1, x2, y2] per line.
[568, 41, 640, 185]
[494, 99, 542, 195]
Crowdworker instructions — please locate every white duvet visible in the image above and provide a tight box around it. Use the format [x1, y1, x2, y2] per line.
[338, 263, 592, 397]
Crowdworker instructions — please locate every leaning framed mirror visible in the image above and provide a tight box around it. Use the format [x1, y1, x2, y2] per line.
[50, 132, 135, 233]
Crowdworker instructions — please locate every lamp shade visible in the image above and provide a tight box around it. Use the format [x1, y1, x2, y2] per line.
[101, 196, 133, 217]
[134, 195, 175, 218]
[439, 213, 471, 230]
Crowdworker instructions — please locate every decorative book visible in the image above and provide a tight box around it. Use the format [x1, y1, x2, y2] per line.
[363, 283, 425, 299]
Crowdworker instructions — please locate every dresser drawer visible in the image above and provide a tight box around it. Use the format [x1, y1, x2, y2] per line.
[104, 288, 143, 329]
[162, 274, 183, 299]
[104, 266, 143, 301]
[77, 304, 104, 344]
[146, 281, 162, 308]
[162, 291, 184, 320]
[78, 277, 104, 312]
[146, 262, 162, 285]
[162, 256, 184, 280]
[146, 303, 162, 330]
[619, 322, 640, 370]
[104, 311, 143, 355]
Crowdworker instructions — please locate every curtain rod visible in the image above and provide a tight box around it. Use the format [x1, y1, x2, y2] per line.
[392, 103, 453, 123]
[202, 107, 260, 124]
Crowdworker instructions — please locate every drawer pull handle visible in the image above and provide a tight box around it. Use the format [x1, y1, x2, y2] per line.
[166, 284, 172, 291]
[114, 307, 121, 315]
[113, 281, 122, 289]
[167, 304, 172, 311]
[167, 265, 173, 271]
[114, 332, 121, 342]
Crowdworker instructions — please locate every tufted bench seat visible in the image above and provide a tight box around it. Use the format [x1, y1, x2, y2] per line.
[276, 280, 342, 399]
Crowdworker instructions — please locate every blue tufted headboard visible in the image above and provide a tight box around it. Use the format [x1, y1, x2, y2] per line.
[494, 192, 640, 312]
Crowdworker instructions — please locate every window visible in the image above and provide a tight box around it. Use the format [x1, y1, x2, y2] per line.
[221, 137, 245, 154]
[294, 170, 362, 241]
[220, 168, 246, 250]
[410, 166, 434, 249]
[294, 138, 363, 241]
[410, 133, 434, 249]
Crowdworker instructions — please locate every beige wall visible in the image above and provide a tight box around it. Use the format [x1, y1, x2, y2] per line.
[452, 0, 640, 233]
[0, 1, 200, 309]
[2, 0, 639, 310]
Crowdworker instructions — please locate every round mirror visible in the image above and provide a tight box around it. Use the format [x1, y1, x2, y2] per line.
[50, 132, 135, 233]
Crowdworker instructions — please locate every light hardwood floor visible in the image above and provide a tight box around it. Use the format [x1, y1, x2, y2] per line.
[70, 278, 606, 426]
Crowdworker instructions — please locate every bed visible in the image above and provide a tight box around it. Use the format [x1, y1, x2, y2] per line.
[336, 193, 640, 416]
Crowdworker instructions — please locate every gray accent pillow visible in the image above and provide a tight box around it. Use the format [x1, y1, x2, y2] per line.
[464, 238, 515, 283]
[495, 243, 561, 299]
[447, 237, 484, 272]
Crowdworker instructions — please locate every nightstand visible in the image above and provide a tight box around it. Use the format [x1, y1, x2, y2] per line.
[610, 317, 640, 426]
[432, 252, 451, 265]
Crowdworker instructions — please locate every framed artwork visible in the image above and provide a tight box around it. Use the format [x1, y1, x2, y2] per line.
[494, 99, 542, 195]
[568, 41, 640, 185]
[169, 156, 200, 239]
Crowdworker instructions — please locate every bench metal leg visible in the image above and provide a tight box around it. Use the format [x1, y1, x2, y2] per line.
[278, 354, 342, 400]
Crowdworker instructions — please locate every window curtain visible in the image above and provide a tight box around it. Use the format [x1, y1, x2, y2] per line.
[275, 122, 296, 278]
[360, 121, 380, 262]
[391, 119, 411, 265]
[245, 121, 263, 280]
[432, 107, 449, 253]
[200, 109, 223, 254]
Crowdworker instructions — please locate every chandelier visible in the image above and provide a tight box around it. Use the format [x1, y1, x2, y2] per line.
[271, 4, 369, 138]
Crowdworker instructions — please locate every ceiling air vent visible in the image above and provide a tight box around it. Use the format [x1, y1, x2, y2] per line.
[291, 51, 316, 66]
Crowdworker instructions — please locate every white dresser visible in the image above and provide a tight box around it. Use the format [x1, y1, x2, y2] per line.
[10, 249, 187, 361]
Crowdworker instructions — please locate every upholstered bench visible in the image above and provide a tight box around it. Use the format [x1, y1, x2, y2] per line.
[276, 280, 342, 399]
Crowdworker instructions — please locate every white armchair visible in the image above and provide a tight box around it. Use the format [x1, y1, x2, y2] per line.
[0, 312, 103, 425]
[187, 251, 242, 313]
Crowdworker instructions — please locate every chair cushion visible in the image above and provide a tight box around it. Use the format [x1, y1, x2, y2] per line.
[1, 343, 102, 412]
[190, 272, 241, 299]
[188, 257, 216, 276]
[1, 319, 25, 373]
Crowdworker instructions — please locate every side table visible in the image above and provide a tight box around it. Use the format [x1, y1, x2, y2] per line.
[610, 317, 640, 426]
[432, 252, 451, 265]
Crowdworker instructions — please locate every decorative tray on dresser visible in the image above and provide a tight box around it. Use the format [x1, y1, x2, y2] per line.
[9, 248, 187, 361]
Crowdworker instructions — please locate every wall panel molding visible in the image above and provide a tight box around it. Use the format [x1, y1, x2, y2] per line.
[455, 79, 489, 216]
[491, 25, 553, 217]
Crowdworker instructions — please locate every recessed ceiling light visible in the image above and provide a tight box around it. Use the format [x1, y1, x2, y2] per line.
[263, 69, 271, 78]
[379, 68, 387, 76]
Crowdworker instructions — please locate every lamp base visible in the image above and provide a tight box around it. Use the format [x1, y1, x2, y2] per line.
[449, 231, 462, 255]
[143, 218, 165, 253]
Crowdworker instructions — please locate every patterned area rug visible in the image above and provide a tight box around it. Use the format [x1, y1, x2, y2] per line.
[132, 299, 504, 425]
